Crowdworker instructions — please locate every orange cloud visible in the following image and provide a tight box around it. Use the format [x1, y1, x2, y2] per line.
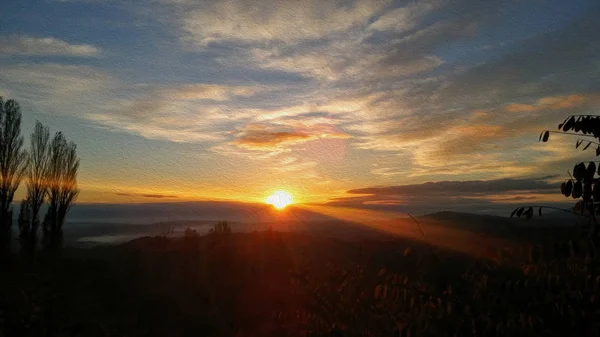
[231, 123, 350, 150]
[235, 130, 312, 148]
[505, 94, 596, 113]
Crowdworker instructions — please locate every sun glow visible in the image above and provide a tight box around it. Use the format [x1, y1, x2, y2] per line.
[266, 191, 293, 209]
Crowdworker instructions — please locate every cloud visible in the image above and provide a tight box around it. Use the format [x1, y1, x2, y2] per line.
[0, 88, 12, 98]
[235, 129, 311, 149]
[0, 63, 115, 119]
[504, 94, 598, 113]
[115, 192, 179, 199]
[436, 8, 600, 109]
[4, 1, 600, 191]
[368, 0, 440, 33]
[325, 175, 570, 215]
[347, 175, 559, 196]
[231, 123, 349, 150]
[160, 84, 262, 101]
[272, 160, 318, 172]
[172, 0, 390, 46]
[0, 36, 100, 57]
[0, 63, 261, 143]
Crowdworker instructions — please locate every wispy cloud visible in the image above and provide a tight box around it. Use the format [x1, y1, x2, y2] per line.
[326, 175, 569, 215]
[368, 0, 440, 33]
[0, 36, 100, 57]
[231, 123, 349, 151]
[504, 94, 599, 113]
[115, 192, 179, 199]
[159, 84, 263, 101]
[2, 0, 599, 201]
[347, 175, 559, 196]
[171, 0, 390, 46]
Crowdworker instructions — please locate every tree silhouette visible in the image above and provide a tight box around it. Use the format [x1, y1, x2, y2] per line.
[17, 198, 33, 256]
[0, 97, 28, 250]
[21, 122, 51, 248]
[512, 115, 600, 239]
[210, 221, 232, 234]
[43, 131, 80, 250]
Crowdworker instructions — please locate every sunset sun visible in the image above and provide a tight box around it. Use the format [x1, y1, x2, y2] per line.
[266, 191, 293, 210]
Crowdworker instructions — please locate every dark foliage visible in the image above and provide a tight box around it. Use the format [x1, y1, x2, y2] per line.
[1, 230, 599, 337]
[515, 115, 600, 240]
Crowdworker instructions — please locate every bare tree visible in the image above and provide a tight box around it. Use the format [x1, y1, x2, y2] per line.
[0, 97, 28, 248]
[25, 122, 50, 239]
[17, 198, 33, 256]
[43, 131, 79, 248]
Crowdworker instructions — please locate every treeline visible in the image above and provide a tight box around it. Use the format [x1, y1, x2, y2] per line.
[0, 97, 79, 255]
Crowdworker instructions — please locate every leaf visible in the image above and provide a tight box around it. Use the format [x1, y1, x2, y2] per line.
[525, 207, 534, 221]
[565, 180, 573, 196]
[574, 163, 584, 181]
[584, 142, 592, 151]
[584, 183, 593, 200]
[538, 207, 542, 217]
[510, 208, 519, 218]
[587, 162, 597, 181]
[564, 116, 575, 131]
[594, 182, 600, 200]
[516, 207, 524, 217]
[542, 131, 549, 142]
[576, 139, 583, 149]
[575, 116, 582, 132]
[577, 162, 587, 181]
[573, 181, 583, 198]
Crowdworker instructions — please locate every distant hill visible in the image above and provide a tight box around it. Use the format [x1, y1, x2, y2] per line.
[418, 210, 589, 242]
[61, 204, 592, 247]
[421, 210, 586, 227]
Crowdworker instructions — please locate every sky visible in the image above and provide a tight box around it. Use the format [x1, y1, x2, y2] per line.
[1, 0, 599, 213]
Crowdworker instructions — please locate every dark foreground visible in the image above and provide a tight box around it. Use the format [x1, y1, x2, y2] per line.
[1, 229, 599, 337]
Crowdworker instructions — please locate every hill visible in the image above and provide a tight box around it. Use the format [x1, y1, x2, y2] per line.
[3, 227, 598, 337]
[419, 210, 589, 242]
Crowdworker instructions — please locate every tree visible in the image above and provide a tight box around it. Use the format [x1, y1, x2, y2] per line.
[0, 97, 28, 249]
[210, 221, 232, 234]
[511, 115, 600, 240]
[23, 122, 50, 245]
[17, 198, 33, 256]
[43, 131, 80, 249]
[17, 198, 32, 235]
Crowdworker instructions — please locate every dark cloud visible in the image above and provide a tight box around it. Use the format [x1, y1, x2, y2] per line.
[321, 175, 572, 216]
[141, 194, 179, 199]
[115, 192, 178, 199]
[347, 175, 560, 196]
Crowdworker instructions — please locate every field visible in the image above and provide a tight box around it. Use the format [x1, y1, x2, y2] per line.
[2, 217, 599, 337]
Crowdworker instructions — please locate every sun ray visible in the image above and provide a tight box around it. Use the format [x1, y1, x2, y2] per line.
[294, 203, 513, 260]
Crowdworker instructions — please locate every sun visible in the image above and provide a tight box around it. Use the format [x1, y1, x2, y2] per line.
[266, 190, 293, 210]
